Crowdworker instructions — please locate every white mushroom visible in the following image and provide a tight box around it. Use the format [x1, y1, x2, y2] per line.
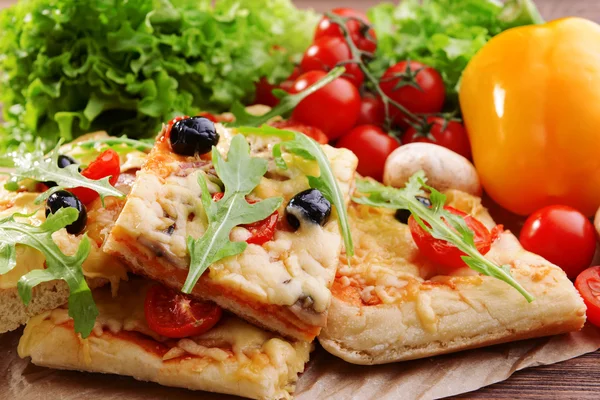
[383, 143, 481, 196]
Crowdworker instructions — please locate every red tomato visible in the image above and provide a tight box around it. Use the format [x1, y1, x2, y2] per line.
[144, 284, 222, 338]
[287, 66, 302, 81]
[212, 192, 279, 245]
[404, 117, 472, 159]
[356, 93, 385, 127]
[69, 149, 120, 204]
[197, 112, 234, 124]
[253, 77, 280, 107]
[289, 70, 360, 140]
[408, 206, 494, 271]
[314, 7, 377, 53]
[300, 36, 363, 88]
[379, 61, 445, 127]
[269, 120, 329, 144]
[575, 266, 600, 327]
[336, 125, 399, 182]
[519, 205, 596, 280]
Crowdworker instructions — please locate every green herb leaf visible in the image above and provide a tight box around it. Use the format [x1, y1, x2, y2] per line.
[0, 207, 97, 336]
[75, 135, 154, 152]
[237, 125, 354, 258]
[229, 67, 345, 127]
[8, 141, 123, 204]
[182, 135, 282, 293]
[353, 172, 534, 302]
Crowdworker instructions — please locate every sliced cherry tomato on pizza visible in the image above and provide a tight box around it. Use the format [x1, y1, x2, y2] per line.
[408, 206, 494, 271]
[269, 120, 328, 144]
[520, 205, 596, 280]
[69, 149, 120, 205]
[144, 284, 222, 338]
[575, 266, 600, 327]
[212, 192, 279, 245]
[314, 7, 377, 53]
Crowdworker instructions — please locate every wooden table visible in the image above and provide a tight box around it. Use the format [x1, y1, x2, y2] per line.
[1, 0, 599, 398]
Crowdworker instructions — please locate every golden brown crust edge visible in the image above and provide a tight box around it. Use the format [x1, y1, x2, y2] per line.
[319, 234, 586, 365]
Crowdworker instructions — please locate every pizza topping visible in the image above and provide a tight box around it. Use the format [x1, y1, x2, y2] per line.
[69, 149, 121, 205]
[169, 116, 220, 157]
[42, 155, 79, 188]
[45, 191, 87, 235]
[286, 189, 331, 230]
[395, 195, 431, 224]
[408, 206, 493, 272]
[144, 284, 222, 339]
[354, 171, 534, 302]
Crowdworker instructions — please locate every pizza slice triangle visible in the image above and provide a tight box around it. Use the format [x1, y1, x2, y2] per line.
[104, 121, 358, 342]
[319, 189, 586, 365]
[18, 279, 311, 400]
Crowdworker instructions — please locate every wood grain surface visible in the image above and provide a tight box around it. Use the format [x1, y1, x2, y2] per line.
[0, 0, 599, 399]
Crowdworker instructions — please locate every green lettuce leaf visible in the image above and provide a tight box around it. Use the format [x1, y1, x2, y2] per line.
[0, 207, 97, 337]
[0, 0, 317, 152]
[368, 0, 543, 106]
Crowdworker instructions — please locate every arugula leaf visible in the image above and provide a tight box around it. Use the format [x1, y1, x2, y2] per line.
[75, 136, 154, 152]
[354, 172, 534, 302]
[229, 67, 345, 127]
[237, 125, 354, 258]
[182, 135, 282, 293]
[7, 141, 123, 204]
[0, 207, 97, 337]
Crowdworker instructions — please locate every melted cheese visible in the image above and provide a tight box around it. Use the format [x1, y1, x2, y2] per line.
[107, 125, 358, 316]
[0, 175, 130, 290]
[45, 279, 311, 370]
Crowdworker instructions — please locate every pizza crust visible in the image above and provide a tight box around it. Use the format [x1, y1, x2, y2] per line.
[319, 191, 586, 365]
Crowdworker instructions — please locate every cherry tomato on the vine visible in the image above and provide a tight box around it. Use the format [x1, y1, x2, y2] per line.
[404, 117, 472, 159]
[315, 8, 377, 53]
[379, 61, 445, 127]
[520, 205, 596, 280]
[336, 125, 399, 182]
[144, 284, 222, 339]
[575, 266, 600, 327]
[356, 93, 385, 127]
[269, 120, 329, 144]
[300, 36, 364, 88]
[254, 77, 280, 107]
[289, 70, 360, 140]
[69, 149, 120, 205]
[409, 206, 494, 272]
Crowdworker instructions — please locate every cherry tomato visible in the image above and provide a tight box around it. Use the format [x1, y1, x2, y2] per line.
[314, 8, 377, 53]
[287, 66, 302, 81]
[409, 206, 494, 271]
[336, 125, 399, 182]
[356, 93, 385, 127]
[69, 149, 120, 205]
[212, 192, 279, 245]
[144, 284, 222, 338]
[379, 61, 445, 127]
[269, 120, 329, 144]
[289, 70, 360, 140]
[575, 266, 600, 327]
[519, 205, 596, 280]
[253, 78, 280, 107]
[300, 36, 364, 88]
[404, 117, 472, 159]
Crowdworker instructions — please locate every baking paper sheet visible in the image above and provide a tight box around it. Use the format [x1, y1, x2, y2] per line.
[2, 324, 600, 400]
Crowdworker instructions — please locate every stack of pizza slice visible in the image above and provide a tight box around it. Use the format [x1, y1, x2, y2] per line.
[5, 117, 587, 400]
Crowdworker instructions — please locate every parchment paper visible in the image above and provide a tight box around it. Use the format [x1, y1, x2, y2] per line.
[2, 324, 600, 400]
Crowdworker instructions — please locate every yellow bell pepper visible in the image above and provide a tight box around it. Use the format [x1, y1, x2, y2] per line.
[459, 17, 600, 216]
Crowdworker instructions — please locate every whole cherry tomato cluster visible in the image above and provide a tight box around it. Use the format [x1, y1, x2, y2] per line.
[254, 8, 472, 182]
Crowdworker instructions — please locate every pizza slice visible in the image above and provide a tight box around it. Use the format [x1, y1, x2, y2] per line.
[0, 132, 148, 334]
[18, 279, 312, 400]
[319, 188, 586, 365]
[104, 119, 358, 341]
